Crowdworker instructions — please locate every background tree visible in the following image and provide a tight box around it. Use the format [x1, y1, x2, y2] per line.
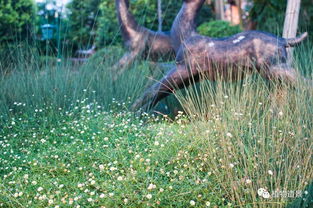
[283, 0, 302, 38]
[214, 0, 225, 20]
[0, 0, 36, 43]
[0, 0, 36, 69]
[247, 0, 313, 36]
[283, 0, 302, 62]
[246, 0, 285, 31]
[67, 0, 102, 51]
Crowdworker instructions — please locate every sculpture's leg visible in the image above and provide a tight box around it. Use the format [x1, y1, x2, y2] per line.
[131, 65, 198, 111]
[116, 0, 140, 42]
[261, 63, 298, 111]
[265, 63, 298, 85]
[144, 62, 176, 114]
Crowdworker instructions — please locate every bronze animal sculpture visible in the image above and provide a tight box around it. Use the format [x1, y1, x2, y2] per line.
[131, 30, 308, 110]
[113, 0, 206, 79]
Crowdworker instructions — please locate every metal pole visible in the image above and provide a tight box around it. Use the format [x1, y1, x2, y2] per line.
[46, 39, 48, 70]
[158, 0, 162, 31]
[56, 10, 62, 67]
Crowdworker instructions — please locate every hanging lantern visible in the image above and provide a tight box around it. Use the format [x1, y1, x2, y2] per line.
[41, 24, 55, 40]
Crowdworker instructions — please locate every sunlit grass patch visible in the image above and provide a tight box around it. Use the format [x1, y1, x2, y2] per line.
[0, 103, 228, 207]
[1, 95, 311, 207]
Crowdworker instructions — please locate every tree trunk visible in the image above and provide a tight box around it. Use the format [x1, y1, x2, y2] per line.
[283, 0, 301, 62]
[235, 0, 243, 27]
[215, 0, 225, 20]
[158, 0, 162, 31]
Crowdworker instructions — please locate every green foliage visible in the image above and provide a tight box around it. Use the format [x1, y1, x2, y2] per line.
[0, 43, 42, 74]
[197, 20, 242, 38]
[248, 0, 313, 35]
[287, 181, 313, 208]
[0, 0, 36, 43]
[67, 0, 102, 50]
[0, 0, 36, 72]
[299, 0, 313, 36]
[0, 45, 151, 121]
[0, 44, 176, 119]
[248, 0, 285, 34]
[87, 46, 124, 65]
[96, 0, 118, 47]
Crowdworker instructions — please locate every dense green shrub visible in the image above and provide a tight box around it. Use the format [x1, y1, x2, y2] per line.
[0, 0, 36, 43]
[197, 20, 242, 38]
[249, 0, 313, 35]
[67, 0, 102, 51]
[0, 0, 36, 72]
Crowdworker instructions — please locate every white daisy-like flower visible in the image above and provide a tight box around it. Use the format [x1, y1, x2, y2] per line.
[226, 132, 233, 137]
[146, 194, 152, 199]
[245, 179, 252, 184]
[147, 183, 156, 190]
[99, 164, 104, 171]
[262, 191, 271, 199]
[257, 188, 267, 197]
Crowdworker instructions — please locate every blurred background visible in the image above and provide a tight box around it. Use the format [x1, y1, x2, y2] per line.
[1, 0, 312, 64]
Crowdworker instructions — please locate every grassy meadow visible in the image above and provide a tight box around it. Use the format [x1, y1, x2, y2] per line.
[0, 42, 312, 208]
